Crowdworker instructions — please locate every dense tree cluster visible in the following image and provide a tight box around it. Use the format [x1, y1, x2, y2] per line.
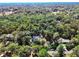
[0, 4, 79, 57]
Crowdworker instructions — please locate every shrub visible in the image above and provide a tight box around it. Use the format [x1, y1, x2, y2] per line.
[7, 43, 19, 51]
[65, 53, 77, 57]
[34, 38, 46, 45]
[71, 35, 79, 45]
[18, 45, 31, 57]
[56, 44, 66, 57]
[73, 45, 79, 57]
[15, 31, 32, 45]
[38, 48, 48, 57]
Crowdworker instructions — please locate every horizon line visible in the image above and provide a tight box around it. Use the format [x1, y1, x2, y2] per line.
[0, 2, 79, 3]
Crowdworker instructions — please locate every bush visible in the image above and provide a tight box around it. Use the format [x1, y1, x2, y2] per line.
[5, 43, 20, 56]
[65, 53, 77, 57]
[18, 45, 31, 57]
[38, 48, 48, 57]
[7, 43, 19, 51]
[34, 38, 46, 45]
[66, 43, 75, 50]
[71, 35, 79, 45]
[56, 44, 66, 57]
[73, 45, 79, 57]
[15, 31, 32, 45]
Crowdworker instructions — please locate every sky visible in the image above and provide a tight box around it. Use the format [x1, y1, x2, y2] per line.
[0, 0, 79, 3]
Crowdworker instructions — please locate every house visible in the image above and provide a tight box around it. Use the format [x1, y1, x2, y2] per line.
[32, 36, 42, 42]
[58, 38, 70, 43]
[5, 34, 14, 41]
[32, 34, 43, 41]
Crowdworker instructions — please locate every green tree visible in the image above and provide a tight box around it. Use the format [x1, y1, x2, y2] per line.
[56, 44, 66, 57]
[38, 48, 48, 57]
